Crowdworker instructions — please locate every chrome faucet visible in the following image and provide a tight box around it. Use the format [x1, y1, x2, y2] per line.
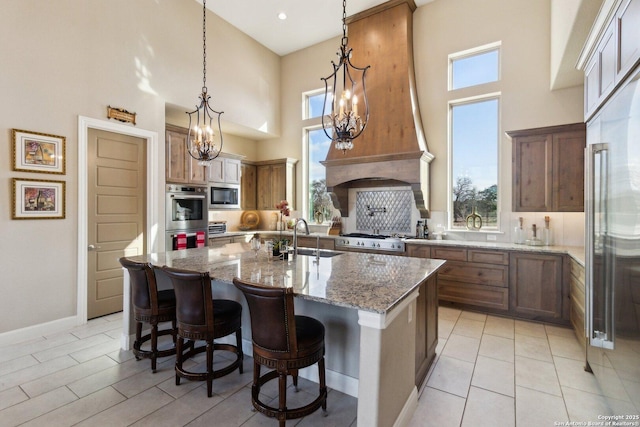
[292, 218, 310, 259]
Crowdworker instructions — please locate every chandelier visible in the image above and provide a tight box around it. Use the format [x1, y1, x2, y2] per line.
[321, 0, 370, 153]
[186, 0, 223, 166]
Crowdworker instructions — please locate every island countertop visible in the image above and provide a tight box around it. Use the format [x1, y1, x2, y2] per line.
[127, 243, 445, 314]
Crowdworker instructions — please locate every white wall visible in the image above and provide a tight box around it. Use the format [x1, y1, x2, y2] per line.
[0, 0, 279, 334]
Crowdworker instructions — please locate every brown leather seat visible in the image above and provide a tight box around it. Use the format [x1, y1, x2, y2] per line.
[233, 278, 327, 426]
[161, 266, 243, 397]
[118, 257, 177, 373]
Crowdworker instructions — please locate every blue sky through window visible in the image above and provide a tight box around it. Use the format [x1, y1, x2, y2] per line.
[451, 49, 499, 90]
[452, 98, 498, 192]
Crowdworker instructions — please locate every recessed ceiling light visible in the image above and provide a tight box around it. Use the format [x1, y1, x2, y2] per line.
[277, 12, 287, 20]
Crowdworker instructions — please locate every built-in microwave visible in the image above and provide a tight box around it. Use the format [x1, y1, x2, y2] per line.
[209, 183, 240, 209]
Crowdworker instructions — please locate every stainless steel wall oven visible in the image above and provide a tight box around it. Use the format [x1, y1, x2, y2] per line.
[165, 184, 208, 250]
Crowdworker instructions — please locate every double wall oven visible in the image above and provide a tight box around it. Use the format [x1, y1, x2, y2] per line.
[165, 184, 208, 250]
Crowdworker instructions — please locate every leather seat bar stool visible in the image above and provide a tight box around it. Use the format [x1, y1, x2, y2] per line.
[161, 266, 243, 398]
[233, 278, 327, 426]
[118, 257, 177, 373]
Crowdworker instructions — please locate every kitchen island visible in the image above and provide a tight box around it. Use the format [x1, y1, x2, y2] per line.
[122, 243, 444, 427]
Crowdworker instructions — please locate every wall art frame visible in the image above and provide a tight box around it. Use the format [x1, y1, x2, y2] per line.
[12, 178, 66, 219]
[12, 128, 66, 174]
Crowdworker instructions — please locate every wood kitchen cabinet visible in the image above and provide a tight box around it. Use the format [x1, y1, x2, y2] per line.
[208, 155, 242, 184]
[407, 244, 510, 312]
[583, 0, 640, 119]
[241, 162, 257, 210]
[568, 257, 586, 349]
[295, 236, 335, 250]
[415, 275, 438, 389]
[507, 123, 586, 212]
[510, 252, 566, 322]
[256, 158, 297, 210]
[166, 125, 207, 185]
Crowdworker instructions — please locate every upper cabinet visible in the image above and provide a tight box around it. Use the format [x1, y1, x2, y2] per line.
[255, 158, 297, 210]
[507, 123, 586, 212]
[240, 162, 257, 210]
[165, 125, 206, 185]
[581, 0, 640, 119]
[208, 155, 242, 184]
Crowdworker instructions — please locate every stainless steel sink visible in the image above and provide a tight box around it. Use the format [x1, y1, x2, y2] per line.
[296, 248, 343, 258]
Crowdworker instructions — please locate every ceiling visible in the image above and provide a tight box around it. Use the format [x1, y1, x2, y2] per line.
[204, 0, 433, 56]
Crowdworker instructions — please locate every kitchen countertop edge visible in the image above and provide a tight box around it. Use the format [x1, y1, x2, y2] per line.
[211, 231, 585, 266]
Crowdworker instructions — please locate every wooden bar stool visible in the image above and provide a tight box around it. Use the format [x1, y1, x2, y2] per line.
[118, 257, 177, 373]
[161, 266, 243, 397]
[233, 278, 327, 426]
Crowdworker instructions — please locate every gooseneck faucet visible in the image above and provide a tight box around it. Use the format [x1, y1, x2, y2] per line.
[292, 218, 310, 259]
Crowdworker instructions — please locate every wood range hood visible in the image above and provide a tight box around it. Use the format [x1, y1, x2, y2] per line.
[321, 0, 434, 218]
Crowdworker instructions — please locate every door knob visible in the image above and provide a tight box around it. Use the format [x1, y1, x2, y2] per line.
[88, 244, 101, 251]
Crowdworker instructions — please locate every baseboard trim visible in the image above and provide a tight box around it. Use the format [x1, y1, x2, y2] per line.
[393, 386, 418, 427]
[0, 316, 80, 347]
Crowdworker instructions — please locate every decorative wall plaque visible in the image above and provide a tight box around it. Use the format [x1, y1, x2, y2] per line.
[107, 106, 136, 125]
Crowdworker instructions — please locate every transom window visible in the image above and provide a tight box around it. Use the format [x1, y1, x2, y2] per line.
[449, 42, 500, 90]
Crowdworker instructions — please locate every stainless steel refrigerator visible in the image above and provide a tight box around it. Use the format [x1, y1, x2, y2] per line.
[586, 64, 640, 415]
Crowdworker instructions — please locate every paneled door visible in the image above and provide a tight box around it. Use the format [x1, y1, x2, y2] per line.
[87, 129, 146, 319]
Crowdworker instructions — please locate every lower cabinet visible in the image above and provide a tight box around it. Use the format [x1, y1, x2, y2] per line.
[433, 247, 510, 312]
[415, 275, 438, 389]
[509, 252, 565, 322]
[295, 236, 335, 250]
[407, 243, 572, 325]
[569, 257, 586, 348]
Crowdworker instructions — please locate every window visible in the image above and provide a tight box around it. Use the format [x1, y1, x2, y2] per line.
[450, 96, 499, 229]
[307, 127, 332, 223]
[303, 89, 333, 223]
[448, 42, 501, 230]
[305, 89, 331, 120]
[449, 43, 500, 90]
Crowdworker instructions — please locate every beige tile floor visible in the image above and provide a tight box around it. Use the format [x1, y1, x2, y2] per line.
[0, 307, 627, 426]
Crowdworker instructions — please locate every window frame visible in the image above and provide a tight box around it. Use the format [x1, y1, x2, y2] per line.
[448, 41, 501, 91]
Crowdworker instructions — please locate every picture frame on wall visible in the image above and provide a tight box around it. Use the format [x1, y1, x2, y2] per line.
[12, 129, 66, 175]
[12, 178, 66, 219]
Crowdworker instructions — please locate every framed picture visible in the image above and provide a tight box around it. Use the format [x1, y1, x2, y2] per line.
[12, 129, 66, 174]
[12, 178, 66, 219]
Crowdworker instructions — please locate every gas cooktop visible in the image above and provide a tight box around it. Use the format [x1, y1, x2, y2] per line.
[335, 233, 406, 252]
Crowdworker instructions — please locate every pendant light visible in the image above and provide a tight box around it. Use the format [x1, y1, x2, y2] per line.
[186, 0, 223, 166]
[321, 0, 370, 153]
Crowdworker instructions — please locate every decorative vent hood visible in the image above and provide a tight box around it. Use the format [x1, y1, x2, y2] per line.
[322, 0, 434, 218]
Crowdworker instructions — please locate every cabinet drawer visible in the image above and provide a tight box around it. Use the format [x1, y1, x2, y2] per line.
[439, 280, 509, 311]
[432, 247, 467, 261]
[438, 261, 508, 287]
[569, 258, 585, 285]
[469, 249, 509, 265]
[406, 244, 431, 258]
[296, 236, 335, 250]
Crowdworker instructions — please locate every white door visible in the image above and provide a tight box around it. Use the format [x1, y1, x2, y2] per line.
[87, 129, 146, 319]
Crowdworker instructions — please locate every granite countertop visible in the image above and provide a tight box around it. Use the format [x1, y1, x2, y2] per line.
[211, 231, 586, 267]
[130, 243, 445, 314]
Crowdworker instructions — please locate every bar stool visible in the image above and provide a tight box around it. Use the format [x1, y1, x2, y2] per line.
[161, 266, 243, 397]
[233, 278, 327, 426]
[118, 257, 177, 373]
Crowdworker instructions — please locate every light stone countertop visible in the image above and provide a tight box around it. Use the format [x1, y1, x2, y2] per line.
[129, 243, 445, 314]
[211, 231, 586, 267]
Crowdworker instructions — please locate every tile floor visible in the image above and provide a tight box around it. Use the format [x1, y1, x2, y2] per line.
[0, 307, 629, 426]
